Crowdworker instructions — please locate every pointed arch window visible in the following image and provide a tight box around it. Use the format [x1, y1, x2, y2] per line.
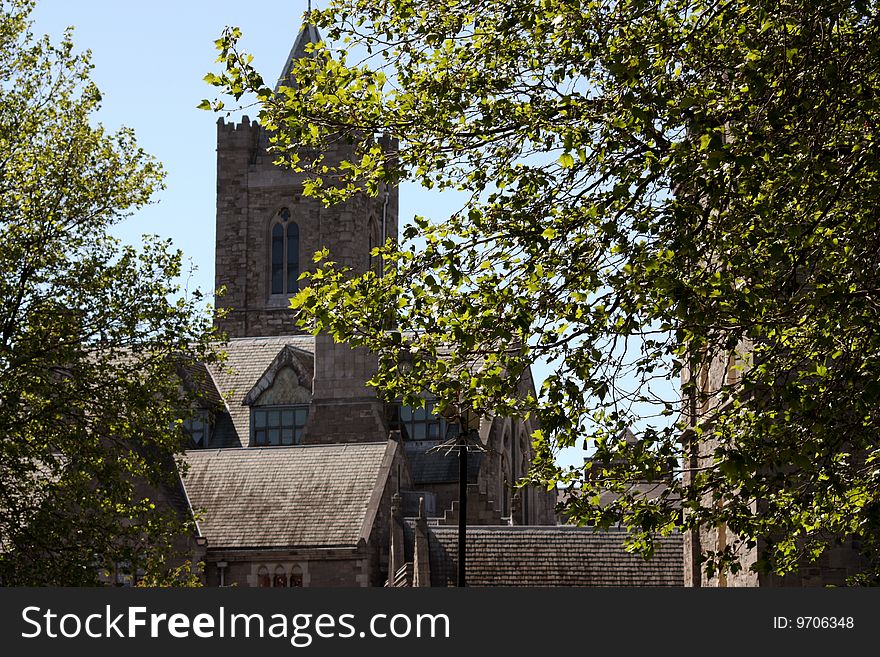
[273, 565, 288, 587]
[271, 208, 300, 294]
[257, 566, 270, 588]
[290, 564, 304, 587]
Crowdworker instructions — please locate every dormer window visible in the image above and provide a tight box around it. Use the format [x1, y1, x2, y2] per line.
[183, 411, 212, 448]
[252, 405, 309, 446]
[270, 208, 300, 295]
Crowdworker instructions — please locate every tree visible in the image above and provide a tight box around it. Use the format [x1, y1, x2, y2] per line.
[206, 0, 880, 581]
[0, 0, 217, 585]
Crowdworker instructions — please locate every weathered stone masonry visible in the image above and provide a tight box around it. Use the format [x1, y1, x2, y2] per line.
[214, 116, 398, 339]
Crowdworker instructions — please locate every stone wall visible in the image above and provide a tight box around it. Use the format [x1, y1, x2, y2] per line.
[203, 548, 370, 587]
[681, 341, 870, 587]
[214, 117, 398, 339]
[364, 442, 413, 586]
[300, 333, 390, 445]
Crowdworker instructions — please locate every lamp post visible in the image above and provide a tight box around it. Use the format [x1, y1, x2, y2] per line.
[397, 346, 482, 587]
[433, 404, 483, 587]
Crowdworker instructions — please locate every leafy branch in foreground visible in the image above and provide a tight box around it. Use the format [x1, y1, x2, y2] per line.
[206, 0, 880, 581]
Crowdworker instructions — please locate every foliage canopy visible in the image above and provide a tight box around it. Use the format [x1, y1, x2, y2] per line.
[0, 0, 217, 585]
[207, 0, 880, 581]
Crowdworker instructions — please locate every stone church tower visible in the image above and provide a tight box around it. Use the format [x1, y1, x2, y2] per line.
[213, 23, 398, 445]
[214, 24, 398, 339]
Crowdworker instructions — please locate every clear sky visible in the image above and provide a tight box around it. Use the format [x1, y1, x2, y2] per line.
[31, 0, 331, 298]
[30, 0, 587, 468]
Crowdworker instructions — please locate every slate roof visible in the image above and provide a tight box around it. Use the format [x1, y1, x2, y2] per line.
[180, 361, 224, 408]
[207, 336, 315, 447]
[413, 525, 683, 587]
[182, 441, 395, 549]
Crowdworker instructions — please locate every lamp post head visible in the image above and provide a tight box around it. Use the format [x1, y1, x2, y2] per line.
[397, 348, 414, 375]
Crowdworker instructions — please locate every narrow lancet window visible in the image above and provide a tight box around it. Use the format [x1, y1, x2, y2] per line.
[271, 223, 284, 294]
[270, 208, 300, 295]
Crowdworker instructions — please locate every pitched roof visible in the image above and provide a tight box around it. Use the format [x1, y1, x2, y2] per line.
[207, 336, 315, 447]
[179, 361, 224, 408]
[183, 441, 395, 549]
[415, 525, 683, 587]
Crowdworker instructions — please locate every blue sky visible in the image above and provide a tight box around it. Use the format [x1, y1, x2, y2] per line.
[30, 0, 588, 468]
[31, 1, 328, 298]
[31, 0, 478, 305]
[31, 0, 474, 293]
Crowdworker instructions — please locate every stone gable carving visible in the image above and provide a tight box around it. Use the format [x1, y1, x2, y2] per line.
[243, 344, 313, 407]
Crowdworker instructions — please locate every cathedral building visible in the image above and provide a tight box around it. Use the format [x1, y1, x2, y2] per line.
[176, 22, 684, 588]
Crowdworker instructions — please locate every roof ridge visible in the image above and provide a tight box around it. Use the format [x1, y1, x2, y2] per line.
[184, 440, 393, 455]
[225, 335, 315, 342]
